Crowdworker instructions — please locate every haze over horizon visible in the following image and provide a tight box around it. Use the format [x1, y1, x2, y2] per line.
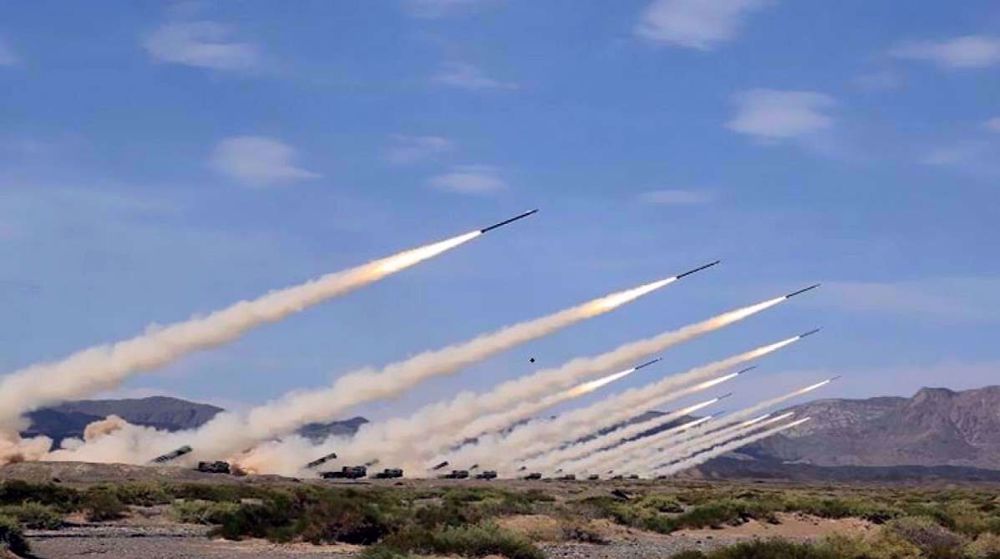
[1, 1, 998, 421]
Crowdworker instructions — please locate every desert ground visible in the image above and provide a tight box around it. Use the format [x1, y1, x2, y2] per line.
[2, 462, 999, 559]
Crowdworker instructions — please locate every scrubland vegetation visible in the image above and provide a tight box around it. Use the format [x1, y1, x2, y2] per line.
[0, 478, 998, 558]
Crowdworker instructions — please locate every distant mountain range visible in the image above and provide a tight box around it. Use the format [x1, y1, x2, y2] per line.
[21, 396, 367, 446]
[746, 386, 1000, 470]
[20, 386, 999, 478]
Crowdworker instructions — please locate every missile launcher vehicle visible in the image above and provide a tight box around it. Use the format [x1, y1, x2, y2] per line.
[441, 469, 470, 480]
[373, 468, 404, 479]
[321, 465, 368, 480]
[196, 461, 231, 474]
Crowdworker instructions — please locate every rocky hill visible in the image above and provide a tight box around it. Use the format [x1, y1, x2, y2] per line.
[21, 397, 368, 445]
[19, 386, 1000, 476]
[746, 386, 1000, 469]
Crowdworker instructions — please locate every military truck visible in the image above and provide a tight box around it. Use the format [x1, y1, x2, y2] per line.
[474, 470, 498, 480]
[523, 472, 542, 480]
[556, 474, 576, 481]
[440, 469, 469, 479]
[586, 474, 600, 481]
[373, 468, 404, 479]
[321, 465, 367, 479]
[196, 461, 231, 474]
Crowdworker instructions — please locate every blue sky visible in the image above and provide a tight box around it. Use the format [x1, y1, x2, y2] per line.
[1, 0, 998, 420]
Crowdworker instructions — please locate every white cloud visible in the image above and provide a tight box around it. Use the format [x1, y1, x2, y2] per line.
[432, 62, 517, 90]
[819, 278, 1000, 322]
[984, 117, 1000, 133]
[209, 136, 320, 188]
[0, 38, 18, 66]
[143, 21, 259, 71]
[403, 0, 498, 18]
[384, 135, 454, 165]
[635, 0, 769, 50]
[890, 35, 1000, 69]
[637, 189, 716, 205]
[727, 89, 835, 141]
[921, 141, 1000, 176]
[923, 143, 985, 166]
[853, 70, 902, 92]
[428, 165, 506, 194]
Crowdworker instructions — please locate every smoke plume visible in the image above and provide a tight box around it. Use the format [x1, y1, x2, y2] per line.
[338, 295, 790, 469]
[652, 417, 811, 477]
[0, 229, 482, 434]
[444, 332, 801, 472]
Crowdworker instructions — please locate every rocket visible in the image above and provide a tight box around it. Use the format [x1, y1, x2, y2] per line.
[675, 260, 721, 279]
[480, 210, 539, 233]
[799, 328, 821, 338]
[304, 452, 338, 470]
[785, 284, 820, 298]
[635, 358, 662, 370]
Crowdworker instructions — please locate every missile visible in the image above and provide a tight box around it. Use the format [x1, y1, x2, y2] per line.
[431, 461, 450, 471]
[735, 366, 757, 375]
[830, 375, 842, 381]
[675, 260, 721, 279]
[480, 209, 538, 234]
[150, 445, 192, 464]
[635, 358, 662, 371]
[785, 284, 820, 298]
[717, 392, 733, 401]
[799, 328, 821, 338]
[304, 451, 338, 470]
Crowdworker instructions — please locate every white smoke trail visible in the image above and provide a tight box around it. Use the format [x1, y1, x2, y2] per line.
[92, 272, 685, 464]
[652, 417, 812, 478]
[430, 364, 643, 455]
[524, 396, 724, 473]
[341, 295, 791, 469]
[0, 229, 484, 434]
[636, 376, 834, 470]
[563, 410, 727, 476]
[629, 412, 791, 474]
[447, 333, 803, 473]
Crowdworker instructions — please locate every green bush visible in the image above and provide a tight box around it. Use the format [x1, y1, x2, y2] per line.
[818, 531, 922, 559]
[377, 522, 544, 559]
[293, 496, 394, 545]
[83, 489, 127, 522]
[214, 499, 297, 542]
[0, 480, 80, 511]
[670, 499, 778, 531]
[113, 483, 172, 507]
[669, 538, 836, 559]
[171, 500, 240, 525]
[0, 515, 30, 557]
[884, 516, 966, 559]
[0, 502, 63, 529]
[965, 532, 1000, 559]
